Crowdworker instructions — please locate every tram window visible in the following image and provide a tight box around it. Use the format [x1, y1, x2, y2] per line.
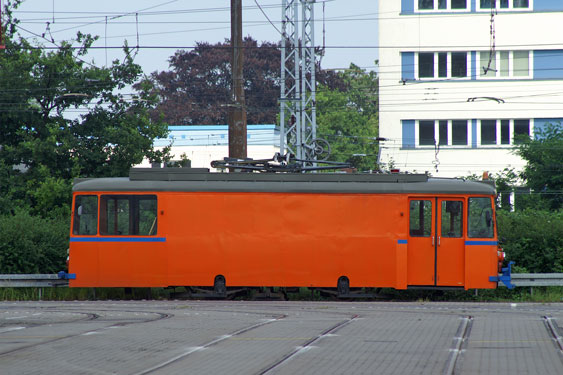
[468, 197, 494, 238]
[441, 201, 463, 238]
[100, 195, 157, 236]
[73, 195, 98, 235]
[409, 200, 432, 237]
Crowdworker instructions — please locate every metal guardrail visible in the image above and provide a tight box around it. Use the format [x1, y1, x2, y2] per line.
[505, 273, 563, 287]
[0, 273, 74, 288]
[1, 273, 563, 288]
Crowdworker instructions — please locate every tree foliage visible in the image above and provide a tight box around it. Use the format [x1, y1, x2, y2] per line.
[497, 209, 563, 273]
[316, 64, 379, 171]
[0, 210, 68, 274]
[0, 1, 169, 218]
[141, 37, 346, 125]
[516, 123, 563, 210]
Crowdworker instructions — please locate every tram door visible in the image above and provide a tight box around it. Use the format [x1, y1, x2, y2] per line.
[407, 198, 465, 287]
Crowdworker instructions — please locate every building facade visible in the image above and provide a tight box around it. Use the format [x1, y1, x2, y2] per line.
[378, 0, 563, 177]
[138, 124, 280, 169]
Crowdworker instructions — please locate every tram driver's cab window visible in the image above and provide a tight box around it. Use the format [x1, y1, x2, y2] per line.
[100, 195, 158, 236]
[468, 197, 494, 238]
[73, 195, 98, 235]
[410, 200, 432, 237]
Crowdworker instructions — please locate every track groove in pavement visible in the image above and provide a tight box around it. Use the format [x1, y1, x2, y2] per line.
[133, 314, 287, 375]
[543, 316, 563, 354]
[444, 316, 472, 375]
[0, 307, 170, 357]
[2, 301, 563, 374]
[258, 314, 359, 375]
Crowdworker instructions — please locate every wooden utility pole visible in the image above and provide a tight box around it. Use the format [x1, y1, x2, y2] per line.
[228, 0, 247, 160]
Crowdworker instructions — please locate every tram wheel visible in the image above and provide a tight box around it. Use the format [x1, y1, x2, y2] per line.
[337, 276, 350, 296]
[214, 275, 227, 296]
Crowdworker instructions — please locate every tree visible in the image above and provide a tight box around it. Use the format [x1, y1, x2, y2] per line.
[497, 209, 563, 273]
[316, 64, 379, 171]
[516, 123, 563, 210]
[0, 210, 69, 274]
[141, 37, 346, 125]
[0, 1, 169, 217]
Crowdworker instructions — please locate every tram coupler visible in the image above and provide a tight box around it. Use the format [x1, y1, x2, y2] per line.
[489, 261, 515, 289]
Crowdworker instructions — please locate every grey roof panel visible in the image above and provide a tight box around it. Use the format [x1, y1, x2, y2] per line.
[73, 171, 496, 195]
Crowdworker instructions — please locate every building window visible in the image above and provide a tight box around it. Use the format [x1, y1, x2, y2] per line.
[481, 120, 497, 145]
[419, 53, 434, 78]
[499, 51, 510, 77]
[477, 119, 530, 146]
[478, 50, 531, 79]
[514, 119, 530, 143]
[439, 120, 448, 145]
[452, 120, 468, 145]
[416, 120, 469, 147]
[478, 0, 531, 11]
[451, 52, 468, 77]
[411, 119, 530, 148]
[451, 0, 467, 8]
[501, 120, 510, 144]
[438, 52, 447, 77]
[419, 0, 434, 9]
[417, 52, 469, 79]
[480, 51, 496, 77]
[418, 0, 468, 11]
[419, 120, 436, 145]
[513, 51, 530, 77]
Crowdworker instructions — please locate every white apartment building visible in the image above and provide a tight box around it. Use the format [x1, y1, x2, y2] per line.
[378, 0, 563, 177]
[138, 124, 280, 169]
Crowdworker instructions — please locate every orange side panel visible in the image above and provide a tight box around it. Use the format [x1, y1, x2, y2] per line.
[69, 243, 99, 287]
[395, 242, 408, 289]
[70, 241, 167, 287]
[163, 192, 406, 288]
[465, 245, 497, 289]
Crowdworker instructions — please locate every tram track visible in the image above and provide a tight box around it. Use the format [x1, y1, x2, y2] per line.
[0, 307, 172, 357]
[443, 316, 472, 375]
[2, 301, 563, 374]
[258, 314, 359, 375]
[133, 313, 287, 375]
[543, 316, 563, 354]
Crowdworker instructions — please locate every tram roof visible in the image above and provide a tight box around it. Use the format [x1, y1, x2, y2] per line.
[72, 168, 496, 195]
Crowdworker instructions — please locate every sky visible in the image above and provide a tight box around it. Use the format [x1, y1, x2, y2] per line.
[13, 0, 379, 77]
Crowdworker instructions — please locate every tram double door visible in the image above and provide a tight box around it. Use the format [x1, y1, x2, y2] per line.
[407, 197, 465, 287]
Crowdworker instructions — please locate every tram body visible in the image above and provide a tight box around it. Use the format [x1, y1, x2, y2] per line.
[69, 168, 502, 290]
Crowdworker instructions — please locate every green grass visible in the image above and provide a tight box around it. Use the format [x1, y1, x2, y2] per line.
[1, 286, 563, 302]
[0, 287, 171, 301]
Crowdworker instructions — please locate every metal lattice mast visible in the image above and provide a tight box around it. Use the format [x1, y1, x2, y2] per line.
[280, 0, 319, 163]
[300, 0, 316, 161]
[280, 0, 300, 159]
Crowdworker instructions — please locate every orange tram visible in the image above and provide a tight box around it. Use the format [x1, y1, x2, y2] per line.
[68, 168, 512, 295]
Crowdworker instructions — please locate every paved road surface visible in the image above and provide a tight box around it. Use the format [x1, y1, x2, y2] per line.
[0, 300, 562, 374]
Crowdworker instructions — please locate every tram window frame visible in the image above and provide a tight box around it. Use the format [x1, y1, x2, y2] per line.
[468, 197, 494, 238]
[100, 195, 158, 236]
[409, 200, 433, 237]
[73, 195, 98, 235]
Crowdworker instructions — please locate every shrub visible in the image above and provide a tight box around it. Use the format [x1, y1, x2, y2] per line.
[0, 210, 69, 274]
[497, 209, 563, 273]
